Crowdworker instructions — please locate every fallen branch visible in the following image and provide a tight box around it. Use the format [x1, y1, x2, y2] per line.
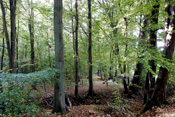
[42, 96, 53, 108]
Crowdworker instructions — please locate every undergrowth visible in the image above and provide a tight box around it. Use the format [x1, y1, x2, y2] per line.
[0, 68, 59, 116]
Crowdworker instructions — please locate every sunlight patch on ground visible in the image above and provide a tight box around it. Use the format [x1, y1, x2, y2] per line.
[163, 113, 175, 117]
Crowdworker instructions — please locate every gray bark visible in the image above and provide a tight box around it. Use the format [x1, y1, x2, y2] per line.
[53, 0, 66, 114]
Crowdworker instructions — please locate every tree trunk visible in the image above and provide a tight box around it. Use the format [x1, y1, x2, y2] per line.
[28, 0, 35, 72]
[0, 0, 15, 73]
[141, 4, 175, 114]
[129, 15, 148, 94]
[109, 52, 113, 79]
[123, 17, 129, 94]
[46, 32, 51, 67]
[9, 0, 17, 73]
[98, 0, 120, 77]
[144, 0, 160, 104]
[53, 0, 66, 114]
[88, 0, 93, 96]
[74, 0, 80, 100]
[152, 3, 175, 105]
[1, 35, 4, 70]
[0, 33, 4, 93]
[16, 15, 20, 73]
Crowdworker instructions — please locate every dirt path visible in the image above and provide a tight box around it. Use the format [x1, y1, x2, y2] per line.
[40, 75, 175, 117]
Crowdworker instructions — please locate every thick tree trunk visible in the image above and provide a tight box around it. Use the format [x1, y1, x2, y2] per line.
[141, 4, 175, 114]
[28, 0, 35, 72]
[144, 0, 160, 104]
[53, 0, 67, 114]
[74, 0, 80, 100]
[152, 3, 175, 105]
[88, 0, 94, 97]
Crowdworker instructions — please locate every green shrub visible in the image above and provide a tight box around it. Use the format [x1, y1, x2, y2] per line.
[0, 68, 59, 116]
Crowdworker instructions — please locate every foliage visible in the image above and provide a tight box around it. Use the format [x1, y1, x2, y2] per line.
[0, 68, 59, 116]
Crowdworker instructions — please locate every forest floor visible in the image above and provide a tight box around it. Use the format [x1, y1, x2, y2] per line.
[40, 75, 175, 117]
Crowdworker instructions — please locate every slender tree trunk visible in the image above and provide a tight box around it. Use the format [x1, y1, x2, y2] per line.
[0, 32, 4, 92]
[24, 45, 28, 73]
[28, 0, 35, 72]
[1, 34, 4, 70]
[141, 4, 175, 114]
[9, 0, 17, 73]
[123, 17, 129, 94]
[129, 15, 148, 94]
[46, 32, 51, 67]
[98, 1, 120, 77]
[88, 0, 93, 96]
[53, 0, 66, 114]
[16, 15, 19, 73]
[70, 0, 75, 53]
[109, 52, 113, 79]
[74, 0, 80, 100]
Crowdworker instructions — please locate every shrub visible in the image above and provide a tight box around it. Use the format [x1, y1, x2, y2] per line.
[0, 68, 59, 116]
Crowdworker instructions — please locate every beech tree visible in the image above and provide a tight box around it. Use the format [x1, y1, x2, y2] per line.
[142, 3, 175, 114]
[144, 0, 160, 104]
[74, 0, 80, 100]
[130, 14, 148, 94]
[88, 0, 93, 97]
[0, 0, 17, 73]
[28, 0, 35, 72]
[53, 0, 66, 113]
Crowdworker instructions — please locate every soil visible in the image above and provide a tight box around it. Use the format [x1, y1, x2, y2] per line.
[39, 75, 175, 117]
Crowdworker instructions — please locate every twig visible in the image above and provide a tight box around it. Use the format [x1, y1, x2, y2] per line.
[42, 96, 53, 108]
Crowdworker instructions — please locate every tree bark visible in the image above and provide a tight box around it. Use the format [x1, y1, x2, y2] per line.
[16, 15, 20, 73]
[144, 0, 160, 104]
[53, 0, 66, 114]
[141, 4, 175, 114]
[152, 3, 175, 105]
[88, 0, 93, 96]
[28, 0, 35, 72]
[74, 0, 80, 100]
[9, 0, 17, 73]
[0, 33, 4, 93]
[1, 34, 4, 70]
[0, 0, 16, 73]
[123, 17, 129, 94]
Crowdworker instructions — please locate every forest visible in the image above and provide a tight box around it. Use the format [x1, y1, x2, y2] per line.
[0, 0, 175, 116]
